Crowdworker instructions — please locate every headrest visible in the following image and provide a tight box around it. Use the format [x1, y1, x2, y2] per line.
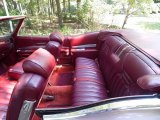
[23, 48, 56, 78]
[45, 41, 61, 59]
[49, 32, 63, 44]
[46, 41, 61, 48]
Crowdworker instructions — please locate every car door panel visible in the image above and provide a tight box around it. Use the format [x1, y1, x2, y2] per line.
[65, 32, 99, 61]
[69, 32, 99, 46]
[14, 36, 49, 60]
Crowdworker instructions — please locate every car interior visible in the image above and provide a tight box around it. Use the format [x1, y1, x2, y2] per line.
[0, 16, 160, 120]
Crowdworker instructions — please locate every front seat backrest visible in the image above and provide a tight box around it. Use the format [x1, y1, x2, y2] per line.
[6, 48, 56, 120]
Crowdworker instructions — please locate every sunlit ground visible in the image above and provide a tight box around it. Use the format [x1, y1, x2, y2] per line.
[101, 14, 160, 33]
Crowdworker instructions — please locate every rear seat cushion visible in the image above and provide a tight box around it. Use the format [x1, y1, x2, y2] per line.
[73, 81, 108, 106]
[73, 57, 108, 106]
[76, 57, 99, 70]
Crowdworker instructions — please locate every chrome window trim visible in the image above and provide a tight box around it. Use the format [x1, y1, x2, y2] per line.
[72, 44, 96, 49]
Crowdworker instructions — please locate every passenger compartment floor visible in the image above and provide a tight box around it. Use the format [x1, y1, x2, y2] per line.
[39, 85, 73, 107]
[38, 65, 74, 108]
[49, 65, 74, 86]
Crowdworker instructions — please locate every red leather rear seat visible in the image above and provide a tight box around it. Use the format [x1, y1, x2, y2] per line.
[73, 31, 160, 106]
[73, 33, 131, 106]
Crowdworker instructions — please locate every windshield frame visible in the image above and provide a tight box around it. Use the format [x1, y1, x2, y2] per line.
[0, 16, 26, 38]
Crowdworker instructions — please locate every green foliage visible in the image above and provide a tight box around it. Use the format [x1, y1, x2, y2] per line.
[0, 9, 5, 16]
[138, 21, 160, 30]
[25, 19, 32, 29]
[60, 26, 73, 35]
[9, 9, 20, 15]
[106, 0, 114, 4]
[76, 0, 91, 23]
[128, 0, 152, 9]
[154, 0, 160, 3]
[63, 5, 77, 21]
[128, 0, 136, 6]
[1, 0, 159, 36]
[113, 0, 153, 28]
[27, 0, 37, 15]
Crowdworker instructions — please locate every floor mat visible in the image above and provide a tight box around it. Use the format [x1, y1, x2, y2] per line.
[39, 85, 73, 108]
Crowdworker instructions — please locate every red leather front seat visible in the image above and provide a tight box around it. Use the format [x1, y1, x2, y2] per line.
[8, 32, 63, 80]
[6, 48, 56, 120]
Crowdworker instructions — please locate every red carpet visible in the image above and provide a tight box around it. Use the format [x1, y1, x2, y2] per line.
[49, 65, 74, 86]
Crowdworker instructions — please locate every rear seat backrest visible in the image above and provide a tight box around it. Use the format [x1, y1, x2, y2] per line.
[109, 50, 160, 97]
[98, 34, 128, 86]
[98, 31, 160, 97]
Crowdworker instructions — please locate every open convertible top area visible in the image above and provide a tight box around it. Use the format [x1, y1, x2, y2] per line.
[0, 16, 160, 120]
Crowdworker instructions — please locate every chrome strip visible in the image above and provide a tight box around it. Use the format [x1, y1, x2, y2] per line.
[35, 42, 46, 45]
[18, 100, 36, 120]
[72, 44, 96, 49]
[117, 45, 130, 57]
[43, 97, 160, 120]
[71, 48, 85, 51]
[61, 46, 69, 49]
[17, 50, 34, 52]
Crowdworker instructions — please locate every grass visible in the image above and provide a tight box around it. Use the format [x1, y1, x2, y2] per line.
[137, 22, 160, 30]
